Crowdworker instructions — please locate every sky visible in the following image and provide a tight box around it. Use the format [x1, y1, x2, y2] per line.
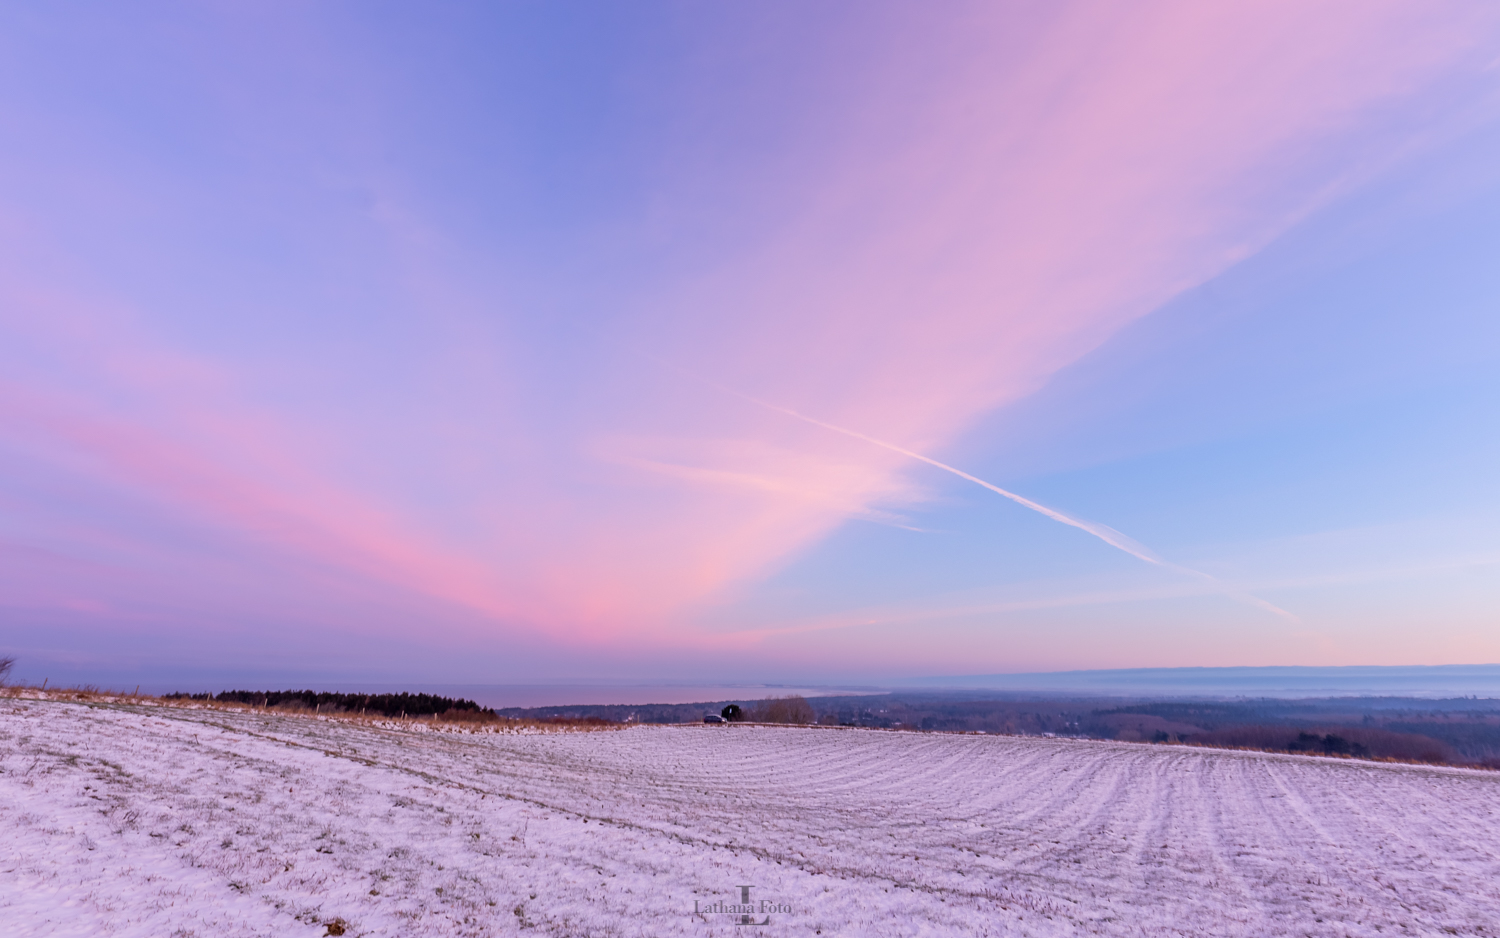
[2, 2, 1499, 687]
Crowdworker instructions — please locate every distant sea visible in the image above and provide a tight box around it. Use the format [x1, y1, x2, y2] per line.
[904, 664, 1500, 698]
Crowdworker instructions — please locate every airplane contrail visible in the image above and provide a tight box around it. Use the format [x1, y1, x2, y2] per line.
[722, 387, 1298, 621]
[749, 396, 1163, 563]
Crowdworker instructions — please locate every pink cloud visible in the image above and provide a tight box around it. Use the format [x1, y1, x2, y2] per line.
[585, 1, 1497, 631]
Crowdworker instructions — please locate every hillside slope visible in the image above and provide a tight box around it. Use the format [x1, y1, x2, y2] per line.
[3, 699, 1498, 936]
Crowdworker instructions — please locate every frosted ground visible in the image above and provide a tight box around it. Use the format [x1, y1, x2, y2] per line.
[3, 698, 1499, 937]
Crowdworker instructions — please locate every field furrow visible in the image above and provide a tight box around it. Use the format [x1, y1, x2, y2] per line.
[3, 699, 1498, 936]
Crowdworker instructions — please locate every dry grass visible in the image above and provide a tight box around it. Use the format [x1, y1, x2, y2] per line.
[1171, 738, 1500, 771]
[0, 684, 622, 733]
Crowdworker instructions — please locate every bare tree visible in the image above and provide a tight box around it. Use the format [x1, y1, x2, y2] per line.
[0, 656, 14, 686]
[751, 695, 815, 725]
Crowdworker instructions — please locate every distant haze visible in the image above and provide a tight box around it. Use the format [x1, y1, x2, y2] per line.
[131, 684, 881, 711]
[52, 666, 1500, 709]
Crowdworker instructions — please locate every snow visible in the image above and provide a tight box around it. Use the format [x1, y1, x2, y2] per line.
[4, 698, 1500, 936]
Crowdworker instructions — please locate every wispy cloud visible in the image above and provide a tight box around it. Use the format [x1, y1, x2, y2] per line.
[711, 549, 1500, 646]
[710, 382, 1299, 620]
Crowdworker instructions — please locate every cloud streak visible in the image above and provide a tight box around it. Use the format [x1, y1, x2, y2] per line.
[718, 383, 1299, 620]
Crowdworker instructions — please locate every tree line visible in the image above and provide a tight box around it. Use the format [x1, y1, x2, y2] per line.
[165, 689, 487, 718]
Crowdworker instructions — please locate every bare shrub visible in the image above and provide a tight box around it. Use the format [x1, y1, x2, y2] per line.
[435, 708, 499, 724]
[1189, 724, 1459, 764]
[751, 695, 815, 725]
[536, 715, 617, 728]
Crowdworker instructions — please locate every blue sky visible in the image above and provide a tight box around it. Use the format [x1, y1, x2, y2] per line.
[1, 2, 1498, 686]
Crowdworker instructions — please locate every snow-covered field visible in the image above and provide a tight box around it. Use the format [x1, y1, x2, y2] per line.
[3, 698, 1499, 937]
